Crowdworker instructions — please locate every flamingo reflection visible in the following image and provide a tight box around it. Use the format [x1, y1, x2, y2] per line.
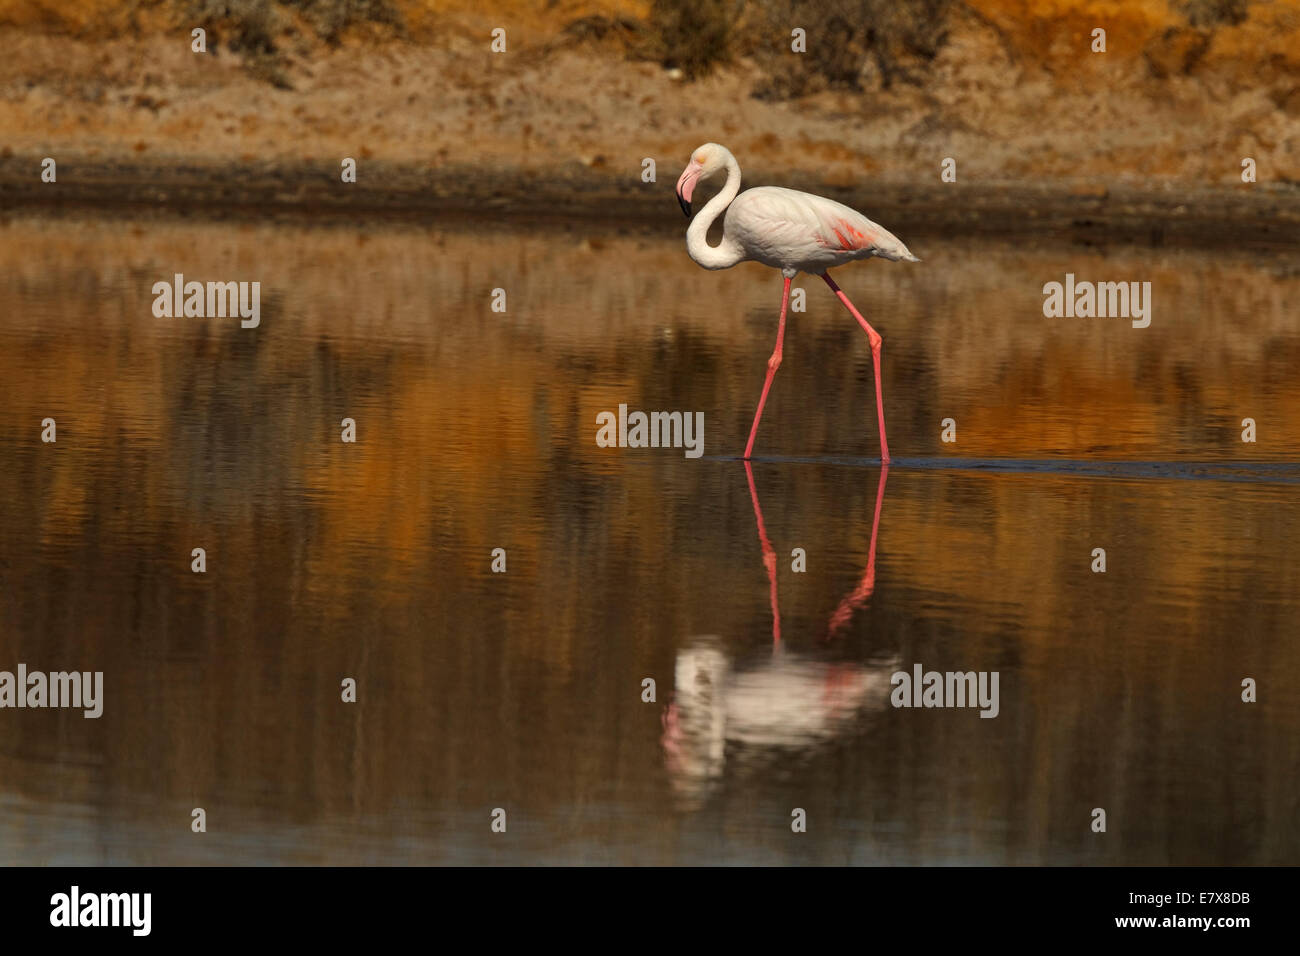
[746, 461, 890, 644]
[661, 464, 894, 807]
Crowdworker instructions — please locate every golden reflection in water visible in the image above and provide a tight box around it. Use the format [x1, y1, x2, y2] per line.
[0, 213, 1297, 863]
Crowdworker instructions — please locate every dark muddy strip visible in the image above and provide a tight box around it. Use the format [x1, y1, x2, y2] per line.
[1, 156, 1297, 250]
[718, 456, 1300, 484]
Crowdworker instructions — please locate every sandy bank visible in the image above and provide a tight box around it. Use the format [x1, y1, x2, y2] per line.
[0, 1, 1296, 245]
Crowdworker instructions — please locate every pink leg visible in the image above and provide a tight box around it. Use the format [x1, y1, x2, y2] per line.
[744, 460, 781, 648]
[822, 272, 890, 464]
[743, 276, 792, 460]
[827, 464, 889, 638]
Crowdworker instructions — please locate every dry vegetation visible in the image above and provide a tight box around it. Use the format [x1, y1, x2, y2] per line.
[0, 0, 1295, 197]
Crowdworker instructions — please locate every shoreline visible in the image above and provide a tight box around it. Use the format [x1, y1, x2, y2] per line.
[2, 156, 1297, 250]
[2, 2, 1296, 255]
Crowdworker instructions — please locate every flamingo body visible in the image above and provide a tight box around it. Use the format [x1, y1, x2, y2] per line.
[674, 142, 917, 461]
[662, 636, 899, 806]
[724, 186, 919, 276]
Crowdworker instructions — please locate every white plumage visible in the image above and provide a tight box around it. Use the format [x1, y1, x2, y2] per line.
[675, 144, 919, 276]
[726, 185, 919, 274]
[674, 142, 917, 462]
[662, 637, 900, 807]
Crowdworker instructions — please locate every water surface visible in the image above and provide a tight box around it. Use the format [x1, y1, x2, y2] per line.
[0, 212, 1297, 864]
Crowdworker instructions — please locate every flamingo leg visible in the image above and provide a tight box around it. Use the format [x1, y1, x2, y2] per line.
[822, 272, 890, 464]
[743, 275, 792, 460]
[827, 464, 889, 638]
[744, 460, 781, 648]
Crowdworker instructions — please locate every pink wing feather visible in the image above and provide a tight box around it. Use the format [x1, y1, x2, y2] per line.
[725, 186, 919, 271]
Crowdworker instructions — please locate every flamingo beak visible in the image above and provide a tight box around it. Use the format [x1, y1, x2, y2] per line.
[675, 162, 702, 218]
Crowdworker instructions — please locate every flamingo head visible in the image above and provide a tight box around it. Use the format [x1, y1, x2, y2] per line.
[675, 143, 727, 218]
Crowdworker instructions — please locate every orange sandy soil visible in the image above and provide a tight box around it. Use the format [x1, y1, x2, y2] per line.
[0, 0, 1296, 237]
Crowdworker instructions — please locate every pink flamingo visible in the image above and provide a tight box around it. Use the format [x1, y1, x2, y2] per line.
[675, 143, 919, 463]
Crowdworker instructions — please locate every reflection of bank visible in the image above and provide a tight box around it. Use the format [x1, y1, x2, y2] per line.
[660, 463, 896, 808]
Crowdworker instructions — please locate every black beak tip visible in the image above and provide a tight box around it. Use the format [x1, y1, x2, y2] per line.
[677, 194, 691, 218]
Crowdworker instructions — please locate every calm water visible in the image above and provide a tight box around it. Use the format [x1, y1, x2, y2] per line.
[0, 211, 1297, 865]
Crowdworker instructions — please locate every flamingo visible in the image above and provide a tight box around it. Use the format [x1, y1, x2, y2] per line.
[660, 635, 898, 808]
[675, 143, 920, 463]
[659, 462, 895, 807]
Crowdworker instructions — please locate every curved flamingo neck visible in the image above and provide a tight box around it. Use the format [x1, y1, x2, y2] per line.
[686, 152, 745, 270]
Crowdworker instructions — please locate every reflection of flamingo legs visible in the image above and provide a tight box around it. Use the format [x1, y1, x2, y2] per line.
[744, 462, 890, 645]
[666, 466, 894, 805]
[744, 460, 781, 648]
[828, 465, 889, 638]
